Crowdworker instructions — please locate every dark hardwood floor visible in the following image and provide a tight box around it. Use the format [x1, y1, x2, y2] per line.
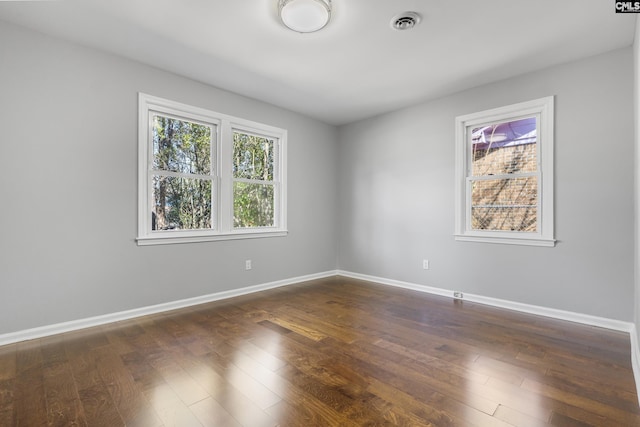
[0, 276, 638, 426]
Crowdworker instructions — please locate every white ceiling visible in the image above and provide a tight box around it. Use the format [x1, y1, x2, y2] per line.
[0, 0, 636, 125]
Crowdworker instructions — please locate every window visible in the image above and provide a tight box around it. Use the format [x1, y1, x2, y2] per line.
[138, 93, 287, 245]
[454, 96, 555, 247]
[233, 131, 278, 228]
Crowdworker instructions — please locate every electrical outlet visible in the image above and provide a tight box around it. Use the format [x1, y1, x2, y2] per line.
[245, 260, 252, 270]
[453, 291, 463, 299]
[423, 259, 429, 270]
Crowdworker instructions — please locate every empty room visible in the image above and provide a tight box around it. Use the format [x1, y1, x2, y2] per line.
[1, 0, 640, 425]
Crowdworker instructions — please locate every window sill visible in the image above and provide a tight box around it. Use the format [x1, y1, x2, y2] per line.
[454, 234, 556, 247]
[137, 230, 288, 246]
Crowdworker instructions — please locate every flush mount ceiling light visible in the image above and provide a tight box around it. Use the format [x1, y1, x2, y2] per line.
[278, 0, 332, 33]
[391, 11, 422, 31]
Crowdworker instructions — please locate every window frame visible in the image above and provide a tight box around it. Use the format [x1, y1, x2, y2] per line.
[230, 127, 281, 231]
[454, 96, 555, 247]
[137, 93, 287, 246]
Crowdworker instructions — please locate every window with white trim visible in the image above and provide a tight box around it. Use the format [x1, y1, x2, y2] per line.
[454, 96, 555, 247]
[138, 93, 287, 245]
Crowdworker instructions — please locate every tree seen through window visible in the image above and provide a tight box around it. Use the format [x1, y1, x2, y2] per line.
[232, 132, 276, 228]
[152, 115, 213, 231]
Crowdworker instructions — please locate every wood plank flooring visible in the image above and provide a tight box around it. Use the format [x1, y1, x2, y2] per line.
[0, 276, 638, 426]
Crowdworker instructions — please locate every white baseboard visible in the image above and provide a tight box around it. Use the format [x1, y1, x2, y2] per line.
[1, 269, 636, 365]
[631, 325, 640, 404]
[337, 270, 634, 333]
[0, 270, 338, 346]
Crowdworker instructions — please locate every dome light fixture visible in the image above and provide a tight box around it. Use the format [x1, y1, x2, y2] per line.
[278, 0, 332, 33]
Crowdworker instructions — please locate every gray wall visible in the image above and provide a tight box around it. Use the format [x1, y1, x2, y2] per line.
[0, 22, 338, 335]
[337, 48, 635, 321]
[634, 16, 640, 348]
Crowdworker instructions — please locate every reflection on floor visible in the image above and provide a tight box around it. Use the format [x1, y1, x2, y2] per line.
[0, 276, 638, 426]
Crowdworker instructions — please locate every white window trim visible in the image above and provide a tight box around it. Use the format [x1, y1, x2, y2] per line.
[454, 96, 555, 247]
[137, 93, 287, 246]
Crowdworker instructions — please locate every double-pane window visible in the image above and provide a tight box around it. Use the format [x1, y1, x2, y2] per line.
[470, 117, 538, 232]
[455, 97, 554, 246]
[138, 94, 287, 245]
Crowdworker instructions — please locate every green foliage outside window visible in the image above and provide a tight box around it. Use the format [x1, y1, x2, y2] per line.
[152, 115, 213, 230]
[233, 132, 275, 228]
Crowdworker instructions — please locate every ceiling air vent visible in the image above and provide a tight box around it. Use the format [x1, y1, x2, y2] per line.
[391, 12, 421, 31]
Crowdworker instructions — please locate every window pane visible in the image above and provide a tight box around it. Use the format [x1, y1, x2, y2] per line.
[471, 177, 537, 232]
[233, 132, 274, 181]
[153, 115, 212, 175]
[233, 182, 274, 228]
[152, 175, 212, 231]
[472, 117, 537, 176]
